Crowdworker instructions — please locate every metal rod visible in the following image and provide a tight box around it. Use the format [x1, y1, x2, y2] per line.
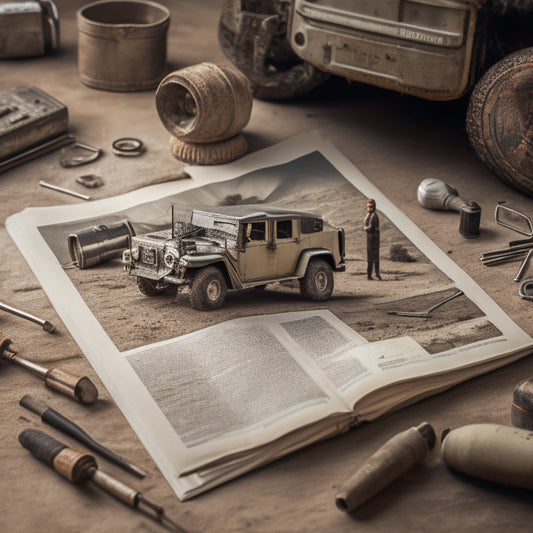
[39, 180, 91, 200]
[0, 301, 55, 333]
[6, 351, 48, 377]
[514, 250, 533, 282]
[482, 253, 528, 267]
[480, 243, 533, 260]
[388, 290, 464, 318]
[425, 290, 464, 314]
[1, 337, 98, 404]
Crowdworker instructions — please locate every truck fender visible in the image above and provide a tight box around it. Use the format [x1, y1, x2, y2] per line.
[182, 254, 242, 289]
[295, 249, 334, 278]
[181, 254, 225, 268]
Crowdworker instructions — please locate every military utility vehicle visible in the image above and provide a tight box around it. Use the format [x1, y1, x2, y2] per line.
[219, 1, 533, 196]
[122, 205, 345, 311]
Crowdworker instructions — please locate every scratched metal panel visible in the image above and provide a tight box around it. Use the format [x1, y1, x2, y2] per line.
[289, 0, 478, 100]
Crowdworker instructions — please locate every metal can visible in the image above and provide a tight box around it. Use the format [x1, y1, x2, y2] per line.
[67, 220, 136, 269]
[0, 1, 59, 58]
[77, 0, 170, 92]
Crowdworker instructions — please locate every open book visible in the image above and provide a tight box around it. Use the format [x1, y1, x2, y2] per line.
[6, 132, 532, 500]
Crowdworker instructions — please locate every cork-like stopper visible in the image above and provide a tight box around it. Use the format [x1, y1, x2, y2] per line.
[169, 133, 248, 165]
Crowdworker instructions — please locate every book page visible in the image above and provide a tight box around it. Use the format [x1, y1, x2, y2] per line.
[123, 312, 352, 449]
[6, 131, 532, 500]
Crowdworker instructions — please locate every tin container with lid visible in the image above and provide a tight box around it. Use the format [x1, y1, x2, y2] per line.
[77, 0, 170, 92]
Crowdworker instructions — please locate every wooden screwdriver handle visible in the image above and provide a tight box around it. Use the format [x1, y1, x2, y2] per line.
[19, 428, 65, 466]
[19, 428, 96, 483]
[45, 368, 98, 405]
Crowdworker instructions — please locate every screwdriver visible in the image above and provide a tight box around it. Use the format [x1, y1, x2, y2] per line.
[19, 429, 186, 532]
[0, 301, 55, 333]
[1, 337, 98, 404]
[20, 394, 146, 478]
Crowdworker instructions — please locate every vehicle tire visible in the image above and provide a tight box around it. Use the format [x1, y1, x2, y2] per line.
[299, 258, 334, 301]
[189, 266, 227, 311]
[137, 277, 177, 296]
[218, 0, 329, 100]
[490, 1, 533, 15]
[466, 47, 533, 197]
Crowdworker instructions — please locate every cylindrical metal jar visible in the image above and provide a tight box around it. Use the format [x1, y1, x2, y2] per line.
[67, 220, 135, 269]
[0, 1, 59, 58]
[77, 0, 170, 91]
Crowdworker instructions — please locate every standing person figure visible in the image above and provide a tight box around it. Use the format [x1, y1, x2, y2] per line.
[363, 198, 381, 280]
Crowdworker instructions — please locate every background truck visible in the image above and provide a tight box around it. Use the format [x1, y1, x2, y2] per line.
[219, 0, 533, 196]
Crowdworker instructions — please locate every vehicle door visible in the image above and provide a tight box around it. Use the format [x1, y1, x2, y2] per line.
[271, 218, 300, 276]
[239, 219, 272, 281]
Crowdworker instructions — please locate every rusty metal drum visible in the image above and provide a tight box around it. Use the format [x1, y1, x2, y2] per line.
[77, 0, 170, 92]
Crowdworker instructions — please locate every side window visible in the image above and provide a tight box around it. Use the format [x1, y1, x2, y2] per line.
[301, 217, 323, 234]
[276, 219, 293, 239]
[244, 221, 266, 242]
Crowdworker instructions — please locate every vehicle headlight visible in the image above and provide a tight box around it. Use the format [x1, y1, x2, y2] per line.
[131, 247, 140, 260]
[164, 249, 179, 269]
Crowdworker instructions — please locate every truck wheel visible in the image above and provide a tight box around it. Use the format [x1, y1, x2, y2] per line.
[189, 266, 227, 311]
[300, 258, 333, 301]
[137, 277, 177, 296]
[466, 47, 533, 197]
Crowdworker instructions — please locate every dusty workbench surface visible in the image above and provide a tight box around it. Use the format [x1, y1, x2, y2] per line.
[2, 1, 533, 532]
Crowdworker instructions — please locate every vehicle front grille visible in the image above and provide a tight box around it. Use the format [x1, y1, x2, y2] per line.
[139, 246, 158, 266]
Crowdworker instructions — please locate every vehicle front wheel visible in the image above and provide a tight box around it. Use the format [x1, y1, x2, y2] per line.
[137, 277, 177, 296]
[300, 258, 334, 301]
[189, 266, 227, 311]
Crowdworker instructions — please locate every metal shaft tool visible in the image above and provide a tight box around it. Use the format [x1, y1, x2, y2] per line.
[39, 180, 91, 200]
[20, 394, 145, 478]
[388, 290, 464, 318]
[0, 301, 55, 333]
[19, 429, 185, 532]
[0, 337, 98, 404]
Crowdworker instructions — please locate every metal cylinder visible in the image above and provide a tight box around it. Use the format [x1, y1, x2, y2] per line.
[67, 220, 135, 269]
[0, 1, 59, 58]
[77, 0, 170, 91]
[459, 201, 481, 238]
[155, 62, 253, 143]
[511, 377, 533, 430]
